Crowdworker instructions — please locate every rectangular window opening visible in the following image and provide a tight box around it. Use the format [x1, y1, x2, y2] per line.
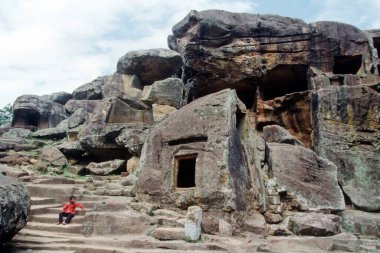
[175, 155, 197, 189]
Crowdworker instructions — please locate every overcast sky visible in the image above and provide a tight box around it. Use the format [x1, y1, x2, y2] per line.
[0, 0, 379, 108]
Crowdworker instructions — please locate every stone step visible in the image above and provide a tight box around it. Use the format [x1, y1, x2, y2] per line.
[31, 204, 62, 215]
[48, 207, 90, 215]
[31, 197, 56, 205]
[25, 221, 82, 234]
[17, 228, 83, 239]
[27, 184, 78, 202]
[14, 242, 227, 253]
[31, 213, 84, 224]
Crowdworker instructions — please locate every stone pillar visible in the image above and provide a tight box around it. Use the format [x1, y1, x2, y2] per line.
[184, 206, 202, 241]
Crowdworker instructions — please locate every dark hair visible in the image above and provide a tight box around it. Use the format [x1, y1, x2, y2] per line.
[69, 195, 76, 200]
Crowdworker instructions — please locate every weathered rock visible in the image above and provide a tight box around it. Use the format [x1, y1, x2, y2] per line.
[85, 159, 126, 176]
[101, 73, 143, 103]
[169, 10, 311, 104]
[264, 211, 283, 224]
[82, 210, 154, 236]
[153, 227, 185, 241]
[243, 211, 269, 235]
[0, 174, 31, 241]
[313, 85, 380, 211]
[72, 76, 106, 100]
[78, 98, 152, 160]
[0, 164, 28, 178]
[48, 92, 72, 105]
[137, 89, 261, 211]
[12, 95, 67, 130]
[141, 78, 185, 109]
[41, 146, 68, 167]
[0, 153, 30, 166]
[57, 108, 89, 130]
[57, 141, 86, 157]
[257, 92, 312, 147]
[288, 212, 341, 236]
[2, 128, 31, 138]
[0, 137, 27, 151]
[267, 143, 345, 211]
[65, 99, 100, 114]
[115, 127, 150, 156]
[257, 244, 272, 252]
[263, 125, 304, 146]
[341, 210, 380, 237]
[32, 127, 67, 140]
[185, 206, 202, 241]
[116, 48, 182, 86]
[152, 104, 177, 122]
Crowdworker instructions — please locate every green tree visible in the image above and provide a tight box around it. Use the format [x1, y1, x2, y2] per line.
[0, 104, 13, 126]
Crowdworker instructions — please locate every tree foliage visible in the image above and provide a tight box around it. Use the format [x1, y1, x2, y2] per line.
[0, 104, 13, 126]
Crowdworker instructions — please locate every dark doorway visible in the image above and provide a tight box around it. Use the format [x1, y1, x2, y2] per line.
[333, 55, 362, 74]
[261, 64, 309, 101]
[176, 156, 196, 188]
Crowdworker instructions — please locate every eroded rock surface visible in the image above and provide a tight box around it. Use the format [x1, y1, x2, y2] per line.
[0, 175, 31, 241]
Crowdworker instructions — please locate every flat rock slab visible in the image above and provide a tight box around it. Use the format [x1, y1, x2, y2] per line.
[341, 209, 380, 237]
[288, 212, 341, 236]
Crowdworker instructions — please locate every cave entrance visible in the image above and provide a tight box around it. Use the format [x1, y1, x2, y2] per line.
[261, 64, 309, 101]
[12, 109, 48, 129]
[175, 155, 197, 189]
[333, 55, 362, 74]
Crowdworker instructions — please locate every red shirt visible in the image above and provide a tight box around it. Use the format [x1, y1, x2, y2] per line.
[62, 202, 84, 214]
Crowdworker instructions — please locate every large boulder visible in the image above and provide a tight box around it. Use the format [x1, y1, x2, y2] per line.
[12, 95, 67, 130]
[116, 48, 182, 86]
[2, 128, 31, 138]
[263, 125, 304, 146]
[313, 85, 380, 211]
[141, 78, 185, 109]
[267, 143, 345, 211]
[101, 73, 142, 101]
[137, 89, 262, 211]
[48, 92, 72, 105]
[341, 210, 380, 238]
[40, 146, 68, 167]
[0, 174, 31, 241]
[72, 76, 106, 100]
[288, 212, 341, 236]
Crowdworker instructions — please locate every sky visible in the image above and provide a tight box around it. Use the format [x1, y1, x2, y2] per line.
[0, 0, 380, 108]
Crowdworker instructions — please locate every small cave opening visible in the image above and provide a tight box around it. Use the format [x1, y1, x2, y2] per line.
[332, 55, 362, 74]
[175, 155, 196, 189]
[236, 109, 246, 138]
[235, 86, 257, 110]
[261, 64, 309, 101]
[12, 109, 45, 129]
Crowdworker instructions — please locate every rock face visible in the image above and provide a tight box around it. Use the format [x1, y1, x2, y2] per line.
[85, 159, 126, 175]
[0, 175, 31, 241]
[341, 210, 380, 237]
[116, 48, 182, 86]
[267, 143, 345, 210]
[313, 85, 380, 211]
[12, 95, 67, 130]
[137, 89, 261, 211]
[72, 76, 106, 100]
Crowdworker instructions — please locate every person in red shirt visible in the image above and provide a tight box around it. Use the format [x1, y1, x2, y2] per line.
[56, 195, 85, 225]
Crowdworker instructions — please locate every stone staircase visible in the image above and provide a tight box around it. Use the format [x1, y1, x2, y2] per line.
[9, 176, 229, 253]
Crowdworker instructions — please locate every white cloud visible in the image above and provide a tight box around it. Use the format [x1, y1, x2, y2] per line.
[0, 0, 257, 108]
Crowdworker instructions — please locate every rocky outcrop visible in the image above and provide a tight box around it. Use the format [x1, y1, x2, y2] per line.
[137, 89, 260, 211]
[341, 210, 380, 237]
[85, 159, 126, 175]
[48, 92, 72, 105]
[312, 85, 380, 211]
[116, 48, 182, 86]
[12, 95, 67, 130]
[0, 174, 31, 241]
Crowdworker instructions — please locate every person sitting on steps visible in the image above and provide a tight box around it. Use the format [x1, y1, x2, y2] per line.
[57, 195, 85, 225]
